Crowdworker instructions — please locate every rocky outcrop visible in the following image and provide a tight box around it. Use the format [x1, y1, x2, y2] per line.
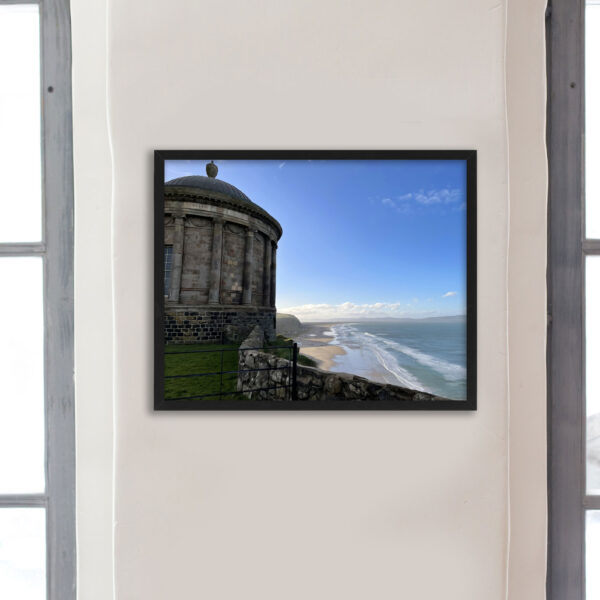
[275, 312, 304, 337]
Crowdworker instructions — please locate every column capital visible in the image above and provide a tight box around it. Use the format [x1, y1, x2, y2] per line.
[246, 228, 257, 236]
[213, 216, 225, 225]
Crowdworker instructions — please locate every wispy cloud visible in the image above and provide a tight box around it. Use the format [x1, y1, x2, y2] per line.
[278, 162, 286, 169]
[399, 188, 463, 205]
[442, 291, 457, 298]
[377, 188, 465, 215]
[279, 301, 451, 322]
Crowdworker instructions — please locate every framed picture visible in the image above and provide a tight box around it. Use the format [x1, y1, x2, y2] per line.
[154, 150, 476, 410]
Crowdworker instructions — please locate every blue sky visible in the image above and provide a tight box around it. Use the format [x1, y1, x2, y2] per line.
[165, 159, 467, 321]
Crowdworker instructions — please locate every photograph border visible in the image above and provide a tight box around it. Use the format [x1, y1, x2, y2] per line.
[154, 150, 477, 411]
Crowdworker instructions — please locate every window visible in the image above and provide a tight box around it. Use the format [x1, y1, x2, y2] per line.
[0, 1, 74, 599]
[164, 245, 173, 296]
[547, 1, 600, 598]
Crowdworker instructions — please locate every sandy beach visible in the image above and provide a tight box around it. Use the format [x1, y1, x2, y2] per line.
[294, 322, 346, 370]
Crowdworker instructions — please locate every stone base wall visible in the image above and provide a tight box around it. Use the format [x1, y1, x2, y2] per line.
[237, 326, 451, 403]
[165, 305, 276, 344]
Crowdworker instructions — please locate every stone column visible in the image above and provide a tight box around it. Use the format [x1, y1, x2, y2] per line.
[263, 237, 272, 307]
[168, 216, 185, 303]
[270, 242, 277, 307]
[242, 228, 255, 305]
[208, 218, 224, 304]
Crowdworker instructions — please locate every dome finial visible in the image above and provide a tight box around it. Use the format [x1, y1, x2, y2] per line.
[206, 160, 218, 178]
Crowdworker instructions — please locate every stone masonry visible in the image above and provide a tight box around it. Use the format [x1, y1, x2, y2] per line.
[165, 307, 276, 344]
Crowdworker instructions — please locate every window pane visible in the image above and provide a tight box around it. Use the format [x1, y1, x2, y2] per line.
[0, 508, 46, 599]
[587, 4, 600, 238]
[0, 258, 44, 493]
[587, 511, 600, 599]
[0, 5, 42, 243]
[588, 257, 600, 493]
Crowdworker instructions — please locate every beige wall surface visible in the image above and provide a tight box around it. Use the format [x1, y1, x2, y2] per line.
[72, 1, 548, 599]
[506, 1, 548, 598]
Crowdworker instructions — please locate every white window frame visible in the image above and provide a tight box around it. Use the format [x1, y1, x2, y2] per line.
[0, 0, 75, 598]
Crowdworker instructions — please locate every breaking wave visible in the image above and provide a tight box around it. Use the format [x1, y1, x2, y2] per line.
[330, 324, 427, 391]
[327, 323, 466, 396]
[363, 332, 466, 381]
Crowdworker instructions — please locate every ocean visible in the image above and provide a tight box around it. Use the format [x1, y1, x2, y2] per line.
[321, 318, 467, 401]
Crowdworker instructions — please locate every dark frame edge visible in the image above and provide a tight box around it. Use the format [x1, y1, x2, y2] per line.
[153, 150, 477, 411]
[154, 151, 166, 410]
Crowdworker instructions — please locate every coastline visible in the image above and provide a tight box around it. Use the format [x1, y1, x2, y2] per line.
[294, 322, 346, 371]
[296, 322, 402, 385]
[284, 318, 466, 400]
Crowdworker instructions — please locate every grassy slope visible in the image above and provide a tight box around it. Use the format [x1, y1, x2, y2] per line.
[164, 336, 317, 402]
[164, 343, 239, 400]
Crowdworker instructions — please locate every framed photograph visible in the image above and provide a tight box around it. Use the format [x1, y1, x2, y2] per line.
[154, 150, 476, 410]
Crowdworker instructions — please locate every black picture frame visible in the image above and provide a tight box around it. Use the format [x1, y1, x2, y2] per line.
[154, 150, 477, 411]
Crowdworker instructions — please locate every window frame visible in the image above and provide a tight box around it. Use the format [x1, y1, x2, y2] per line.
[546, 0, 600, 598]
[0, 0, 75, 598]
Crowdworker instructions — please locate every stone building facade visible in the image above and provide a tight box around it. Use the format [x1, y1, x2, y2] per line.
[164, 162, 282, 343]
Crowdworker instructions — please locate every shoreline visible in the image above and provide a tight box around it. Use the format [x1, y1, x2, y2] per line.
[294, 322, 346, 371]
[299, 345, 347, 370]
[285, 319, 466, 400]
[295, 321, 415, 388]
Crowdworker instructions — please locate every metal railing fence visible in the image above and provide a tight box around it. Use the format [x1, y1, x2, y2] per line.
[164, 343, 299, 401]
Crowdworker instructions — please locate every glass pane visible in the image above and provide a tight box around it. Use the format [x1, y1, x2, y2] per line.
[588, 257, 600, 493]
[587, 511, 600, 599]
[587, 4, 600, 238]
[0, 258, 44, 493]
[0, 508, 46, 599]
[0, 5, 42, 242]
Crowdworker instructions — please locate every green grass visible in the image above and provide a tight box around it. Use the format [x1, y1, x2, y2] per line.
[164, 343, 240, 400]
[164, 336, 318, 402]
[266, 335, 318, 368]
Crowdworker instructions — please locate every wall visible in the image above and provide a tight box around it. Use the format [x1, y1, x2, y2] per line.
[72, 1, 548, 599]
[506, 1, 548, 598]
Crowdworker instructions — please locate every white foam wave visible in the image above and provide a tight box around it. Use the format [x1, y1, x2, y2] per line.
[338, 325, 465, 382]
[368, 344, 426, 391]
[330, 325, 426, 391]
[379, 338, 465, 381]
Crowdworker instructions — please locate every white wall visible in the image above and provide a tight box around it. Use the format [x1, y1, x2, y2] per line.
[72, 1, 548, 598]
[506, 1, 548, 598]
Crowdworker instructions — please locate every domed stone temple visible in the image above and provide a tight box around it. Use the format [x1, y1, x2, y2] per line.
[163, 162, 282, 343]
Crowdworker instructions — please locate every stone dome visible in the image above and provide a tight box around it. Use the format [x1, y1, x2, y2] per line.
[165, 175, 282, 239]
[165, 175, 252, 204]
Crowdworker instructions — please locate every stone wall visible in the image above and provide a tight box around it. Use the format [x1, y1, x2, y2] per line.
[237, 326, 452, 403]
[164, 202, 278, 309]
[165, 307, 276, 344]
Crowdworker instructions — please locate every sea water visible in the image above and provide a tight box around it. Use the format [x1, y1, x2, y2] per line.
[323, 319, 467, 401]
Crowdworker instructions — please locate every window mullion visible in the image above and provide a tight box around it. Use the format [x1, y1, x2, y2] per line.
[39, 0, 75, 598]
[0, 495, 48, 508]
[0, 243, 46, 256]
[547, 0, 586, 599]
